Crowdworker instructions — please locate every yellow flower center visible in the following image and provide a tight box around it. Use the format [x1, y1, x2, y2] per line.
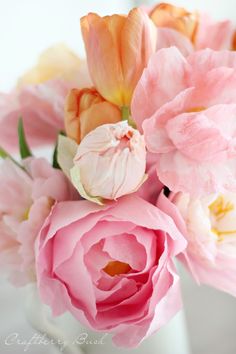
[103, 260, 131, 277]
[209, 195, 236, 241]
[187, 106, 206, 113]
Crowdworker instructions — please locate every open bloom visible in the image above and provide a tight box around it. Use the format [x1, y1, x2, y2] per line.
[158, 191, 236, 297]
[69, 121, 146, 203]
[36, 195, 186, 348]
[0, 158, 74, 286]
[132, 47, 236, 196]
[64, 88, 121, 144]
[81, 8, 157, 106]
[0, 45, 91, 151]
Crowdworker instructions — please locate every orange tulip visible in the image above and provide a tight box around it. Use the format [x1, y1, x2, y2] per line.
[64, 88, 121, 143]
[80, 8, 157, 107]
[149, 3, 198, 43]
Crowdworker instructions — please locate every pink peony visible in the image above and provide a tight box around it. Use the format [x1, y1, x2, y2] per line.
[0, 157, 74, 286]
[36, 195, 186, 348]
[157, 191, 236, 297]
[70, 121, 147, 203]
[132, 47, 236, 196]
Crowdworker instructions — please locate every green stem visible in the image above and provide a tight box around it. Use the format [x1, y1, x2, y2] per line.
[121, 106, 130, 121]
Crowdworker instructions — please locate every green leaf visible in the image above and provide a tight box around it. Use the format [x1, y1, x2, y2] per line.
[0, 146, 9, 159]
[18, 118, 33, 159]
[52, 131, 66, 169]
[0, 146, 24, 169]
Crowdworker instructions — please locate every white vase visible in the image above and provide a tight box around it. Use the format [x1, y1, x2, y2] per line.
[25, 284, 191, 354]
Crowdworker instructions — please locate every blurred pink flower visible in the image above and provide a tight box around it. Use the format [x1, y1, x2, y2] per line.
[0, 44, 92, 152]
[0, 80, 69, 151]
[0, 158, 74, 286]
[71, 121, 147, 203]
[157, 191, 236, 297]
[132, 47, 236, 196]
[195, 13, 234, 51]
[36, 195, 186, 348]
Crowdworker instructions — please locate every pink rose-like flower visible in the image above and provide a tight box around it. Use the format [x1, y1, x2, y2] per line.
[36, 195, 186, 348]
[157, 191, 236, 297]
[0, 158, 74, 286]
[132, 47, 236, 196]
[70, 121, 147, 203]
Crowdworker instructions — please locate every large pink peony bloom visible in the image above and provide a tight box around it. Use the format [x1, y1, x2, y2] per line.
[36, 195, 186, 348]
[0, 158, 74, 286]
[132, 47, 236, 196]
[157, 191, 236, 297]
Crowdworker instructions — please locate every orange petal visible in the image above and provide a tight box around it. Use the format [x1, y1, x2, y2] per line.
[81, 9, 157, 106]
[64, 88, 121, 143]
[150, 3, 198, 43]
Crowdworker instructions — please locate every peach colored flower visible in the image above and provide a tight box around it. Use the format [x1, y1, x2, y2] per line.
[149, 3, 198, 43]
[147, 3, 234, 51]
[71, 121, 147, 203]
[80, 8, 157, 106]
[64, 88, 121, 144]
[58, 122, 147, 204]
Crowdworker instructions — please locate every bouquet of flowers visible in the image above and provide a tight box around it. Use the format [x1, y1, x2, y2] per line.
[1, 1, 236, 350]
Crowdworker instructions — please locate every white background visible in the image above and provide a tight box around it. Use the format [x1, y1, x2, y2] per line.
[1, 1, 236, 353]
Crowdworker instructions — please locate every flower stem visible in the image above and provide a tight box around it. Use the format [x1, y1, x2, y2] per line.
[121, 106, 130, 121]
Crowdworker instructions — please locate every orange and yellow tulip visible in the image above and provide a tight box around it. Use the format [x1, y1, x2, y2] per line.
[149, 3, 198, 43]
[80, 8, 157, 107]
[64, 88, 121, 144]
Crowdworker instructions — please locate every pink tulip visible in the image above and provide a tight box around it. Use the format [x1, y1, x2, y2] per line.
[36, 195, 186, 348]
[71, 121, 147, 202]
[132, 47, 236, 196]
[0, 158, 74, 286]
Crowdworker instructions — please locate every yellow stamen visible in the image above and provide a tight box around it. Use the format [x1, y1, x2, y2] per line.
[209, 195, 234, 221]
[103, 261, 131, 277]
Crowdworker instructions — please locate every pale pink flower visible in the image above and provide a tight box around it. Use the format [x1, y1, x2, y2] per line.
[70, 121, 147, 203]
[195, 13, 234, 51]
[132, 47, 236, 196]
[0, 158, 74, 286]
[36, 195, 186, 348]
[157, 191, 236, 297]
